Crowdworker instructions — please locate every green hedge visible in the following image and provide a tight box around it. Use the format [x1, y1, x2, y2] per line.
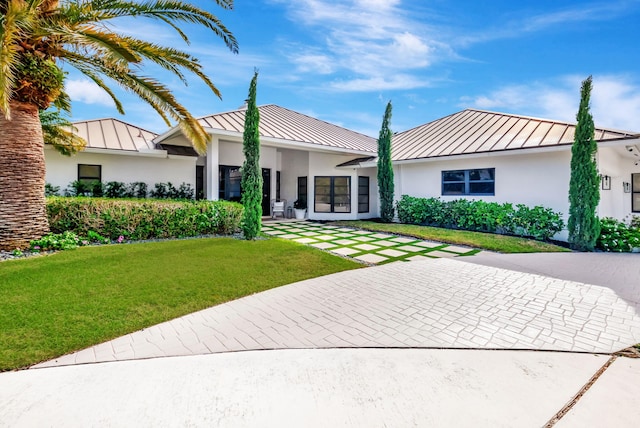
[396, 195, 564, 241]
[46, 197, 243, 240]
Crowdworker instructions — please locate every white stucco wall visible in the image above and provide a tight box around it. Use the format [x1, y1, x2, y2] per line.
[44, 148, 196, 191]
[308, 152, 375, 221]
[597, 147, 638, 220]
[396, 149, 573, 239]
[279, 149, 309, 208]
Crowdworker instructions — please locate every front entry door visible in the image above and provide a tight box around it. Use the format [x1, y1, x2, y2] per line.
[262, 168, 271, 215]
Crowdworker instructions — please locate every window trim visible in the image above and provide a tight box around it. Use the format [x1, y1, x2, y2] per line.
[358, 176, 369, 213]
[441, 168, 495, 196]
[314, 176, 351, 213]
[77, 164, 102, 184]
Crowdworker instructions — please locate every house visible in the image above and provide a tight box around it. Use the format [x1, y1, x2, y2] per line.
[45, 106, 640, 237]
[45, 118, 198, 191]
[389, 109, 640, 230]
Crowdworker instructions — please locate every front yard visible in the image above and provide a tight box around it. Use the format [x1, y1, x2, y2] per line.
[0, 238, 359, 371]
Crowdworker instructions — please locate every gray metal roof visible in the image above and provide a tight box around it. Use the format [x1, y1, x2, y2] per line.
[197, 104, 377, 153]
[392, 109, 638, 161]
[72, 118, 158, 152]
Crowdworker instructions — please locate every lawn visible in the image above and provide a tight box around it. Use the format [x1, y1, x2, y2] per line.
[0, 238, 359, 371]
[332, 221, 570, 253]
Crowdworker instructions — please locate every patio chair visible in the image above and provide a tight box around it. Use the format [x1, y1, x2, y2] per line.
[271, 199, 286, 219]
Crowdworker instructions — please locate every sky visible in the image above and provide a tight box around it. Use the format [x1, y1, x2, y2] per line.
[63, 0, 640, 137]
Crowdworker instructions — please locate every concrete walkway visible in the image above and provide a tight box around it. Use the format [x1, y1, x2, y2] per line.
[3, 249, 640, 426]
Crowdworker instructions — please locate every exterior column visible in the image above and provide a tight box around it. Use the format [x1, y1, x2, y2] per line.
[206, 136, 219, 200]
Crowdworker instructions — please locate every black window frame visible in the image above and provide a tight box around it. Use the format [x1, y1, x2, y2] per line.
[77, 164, 101, 184]
[218, 165, 242, 202]
[297, 176, 308, 205]
[442, 168, 495, 196]
[633, 173, 640, 213]
[358, 176, 369, 213]
[314, 176, 351, 213]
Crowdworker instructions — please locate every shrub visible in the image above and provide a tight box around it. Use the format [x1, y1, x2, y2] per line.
[127, 182, 148, 199]
[44, 183, 60, 196]
[46, 197, 243, 240]
[30, 231, 82, 251]
[597, 217, 640, 252]
[396, 195, 564, 241]
[105, 181, 128, 198]
[65, 180, 91, 197]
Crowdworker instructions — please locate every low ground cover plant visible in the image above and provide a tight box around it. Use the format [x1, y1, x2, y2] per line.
[46, 197, 243, 240]
[597, 217, 640, 252]
[396, 195, 564, 241]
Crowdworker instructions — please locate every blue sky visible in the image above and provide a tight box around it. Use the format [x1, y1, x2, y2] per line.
[64, 0, 640, 137]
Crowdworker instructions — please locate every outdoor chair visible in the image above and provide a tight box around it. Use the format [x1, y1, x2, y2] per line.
[271, 199, 286, 219]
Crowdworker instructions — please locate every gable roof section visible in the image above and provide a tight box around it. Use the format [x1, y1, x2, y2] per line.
[72, 118, 158, 152]
[392, 109, 638, 161]
[197, 104, 377, 153]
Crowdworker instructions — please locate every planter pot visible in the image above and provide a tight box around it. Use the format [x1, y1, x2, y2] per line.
[294, 208, 306, 220]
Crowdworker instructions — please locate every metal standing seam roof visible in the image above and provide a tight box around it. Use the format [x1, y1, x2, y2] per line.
[71, 118, 158, 152]
[197, 104, 377, 153]
[391, 109, 638, 161]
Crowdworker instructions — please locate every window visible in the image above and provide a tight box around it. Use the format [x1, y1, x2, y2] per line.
[78, 164, 101, 184]
[442, 168, 495, 196]
[358, 176, 369, 213]
[276, 171, 281, 201]
[219, 165, 242, 202]
[633, 173, 640, 212]
[314, 176, 351, 213]
[297, 176, 308, 204]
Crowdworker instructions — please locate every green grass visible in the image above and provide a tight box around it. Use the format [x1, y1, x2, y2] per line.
[0, 238, 359, 371]
[332, 221, 570, 253]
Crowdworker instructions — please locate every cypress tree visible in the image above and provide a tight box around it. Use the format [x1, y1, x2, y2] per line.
[377, 101, 395, 222]
[568, 76, 600, 251]
[241, 71, 262, 240]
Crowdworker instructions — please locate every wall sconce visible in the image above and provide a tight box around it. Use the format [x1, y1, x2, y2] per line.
[623, 182, 631, 193]
[601, 175, 611, 190]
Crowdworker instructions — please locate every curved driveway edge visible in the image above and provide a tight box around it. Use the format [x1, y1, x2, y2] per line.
[3, 349, 616, 428]
[34, 258, 640, 368]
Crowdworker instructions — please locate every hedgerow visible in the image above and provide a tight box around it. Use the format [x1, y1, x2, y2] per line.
[46, 197, 243, 240]
[396, 195, 564, 241]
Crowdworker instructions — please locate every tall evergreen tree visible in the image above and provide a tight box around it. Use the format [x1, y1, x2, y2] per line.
[377, 101, 395, 222]
[241, 71, 262, 240]
[568, 76, 600, 251]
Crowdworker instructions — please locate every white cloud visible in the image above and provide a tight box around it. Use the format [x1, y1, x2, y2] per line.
[462, 75, 640, 131]
[275, 0, 448, 92]
[66, 79, 115, 107]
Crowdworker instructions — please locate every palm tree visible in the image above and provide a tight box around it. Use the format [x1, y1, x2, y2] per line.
[0, 0, 237, 250]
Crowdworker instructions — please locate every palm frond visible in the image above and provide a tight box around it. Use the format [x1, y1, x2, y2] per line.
[40, 108, 87, 156]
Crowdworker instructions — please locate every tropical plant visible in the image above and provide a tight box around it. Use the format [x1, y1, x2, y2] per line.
[241, 71, 262, 240]
[40, 107, 86, 156]
[293, 198, 307, 209]
[0, 0, 237, 250]
[377, 101, 395, 222]
[568, 76, 600, 251]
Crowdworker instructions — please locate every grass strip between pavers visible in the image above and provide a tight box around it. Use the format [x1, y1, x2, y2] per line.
[0, 238, 359, 371]
[263, 221, 481, 264]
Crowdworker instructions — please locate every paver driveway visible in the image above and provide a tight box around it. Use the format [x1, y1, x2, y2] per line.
[35, 257, 640, 368]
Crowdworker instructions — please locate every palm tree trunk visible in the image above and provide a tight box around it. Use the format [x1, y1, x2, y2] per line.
[0, 101, 49, 250]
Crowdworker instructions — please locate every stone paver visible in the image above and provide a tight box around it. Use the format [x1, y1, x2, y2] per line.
[35, 258, 640, 368]
[260, 220, 481, 265]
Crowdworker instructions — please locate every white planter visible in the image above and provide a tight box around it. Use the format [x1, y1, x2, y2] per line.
[294, 208, 306, 220]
